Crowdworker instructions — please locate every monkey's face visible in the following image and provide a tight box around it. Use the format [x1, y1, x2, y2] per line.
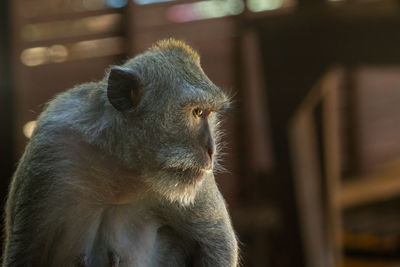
[142, 93, 226, 204]
[155, 104, 217, 182]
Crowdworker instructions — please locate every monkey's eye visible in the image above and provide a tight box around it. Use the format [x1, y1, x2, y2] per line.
[193, 108, 204, 118]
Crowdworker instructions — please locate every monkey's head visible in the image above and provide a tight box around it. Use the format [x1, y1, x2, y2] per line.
[105, 39, 230, 205]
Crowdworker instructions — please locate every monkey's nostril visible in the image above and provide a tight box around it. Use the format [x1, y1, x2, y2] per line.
[207, 148, 214, 158]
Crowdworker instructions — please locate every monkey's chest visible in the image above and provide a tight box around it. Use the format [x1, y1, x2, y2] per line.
[91, 215, 161, 267]
[48, 206, 167, 267]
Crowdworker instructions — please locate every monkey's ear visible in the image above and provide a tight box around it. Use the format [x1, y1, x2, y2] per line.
[107, 66, 142, 111]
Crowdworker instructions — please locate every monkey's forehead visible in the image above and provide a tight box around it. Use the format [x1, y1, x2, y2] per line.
[176, 86, 230, 110]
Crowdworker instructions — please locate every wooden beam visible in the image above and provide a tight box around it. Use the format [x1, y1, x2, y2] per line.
[341, 159, 400, 208]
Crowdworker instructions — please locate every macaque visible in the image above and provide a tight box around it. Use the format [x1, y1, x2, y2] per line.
[2, 39, 238, 267]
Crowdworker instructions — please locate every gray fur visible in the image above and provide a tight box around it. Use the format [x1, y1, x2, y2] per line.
[2, 39, 238, 267]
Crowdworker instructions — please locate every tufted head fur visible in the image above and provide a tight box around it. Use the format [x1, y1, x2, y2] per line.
[149, 38, 201, 66]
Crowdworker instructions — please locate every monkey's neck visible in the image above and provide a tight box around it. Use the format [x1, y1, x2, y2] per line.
[59, 133, 149, 206]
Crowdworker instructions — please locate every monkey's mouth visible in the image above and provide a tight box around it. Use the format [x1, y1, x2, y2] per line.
[166, 166, 209, 183]
[199, 159, 213, 171]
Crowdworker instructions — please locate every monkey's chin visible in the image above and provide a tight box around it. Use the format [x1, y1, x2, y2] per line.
[147, 168, 209, 206]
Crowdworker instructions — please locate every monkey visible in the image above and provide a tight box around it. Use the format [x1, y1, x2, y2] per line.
[2, 39, 238, 267]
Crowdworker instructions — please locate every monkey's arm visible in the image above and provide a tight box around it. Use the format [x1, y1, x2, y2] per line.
[2, 164, 51, 267]
[163, 174, 239, 267]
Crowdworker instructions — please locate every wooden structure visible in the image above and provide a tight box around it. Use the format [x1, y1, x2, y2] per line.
[239, 0, 400, 266]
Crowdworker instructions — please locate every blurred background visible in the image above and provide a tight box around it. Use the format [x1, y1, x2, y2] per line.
[2, 0, 400, 266]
